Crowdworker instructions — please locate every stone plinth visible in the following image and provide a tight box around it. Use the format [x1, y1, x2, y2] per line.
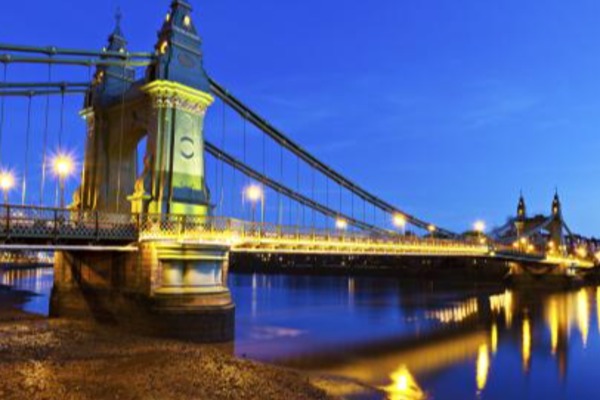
[51, 242, 234, 342]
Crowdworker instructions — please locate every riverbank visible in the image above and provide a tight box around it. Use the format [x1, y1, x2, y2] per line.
[0, 286, 333, 400]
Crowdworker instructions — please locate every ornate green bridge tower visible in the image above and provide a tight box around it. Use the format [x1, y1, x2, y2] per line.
[54, 0, 234, 342]
[80, 0, 213, 217]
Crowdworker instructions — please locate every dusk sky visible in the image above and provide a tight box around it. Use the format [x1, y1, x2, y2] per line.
[1, 0, 599, 235]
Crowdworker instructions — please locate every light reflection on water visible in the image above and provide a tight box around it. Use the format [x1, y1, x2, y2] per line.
[4, 269, 600, 399]
[0, 267, 53, 314]
[382, 365, 426, 400]
[231, 274, 600, 400]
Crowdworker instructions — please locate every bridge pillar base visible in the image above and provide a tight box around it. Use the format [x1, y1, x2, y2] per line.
[506, 262, 577, 288]
[51, 242, 234, 342]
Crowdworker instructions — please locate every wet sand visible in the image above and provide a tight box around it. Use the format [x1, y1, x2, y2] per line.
[0, 286, 332, 400]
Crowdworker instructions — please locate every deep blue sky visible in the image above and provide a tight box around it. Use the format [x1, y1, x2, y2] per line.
[1, 0, 599, 235]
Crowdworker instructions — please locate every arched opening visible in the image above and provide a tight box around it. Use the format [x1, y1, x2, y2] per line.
[136, 135, 148, 178]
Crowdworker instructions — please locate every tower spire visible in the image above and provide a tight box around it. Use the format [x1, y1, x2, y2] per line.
[150, 0, 209, 92]
[107, 7, 127, 52]
[517, 191, 527, 220]
[115, 7, 123, 35]
[552, 189, 562, 216]
[87, 7, 134, 106]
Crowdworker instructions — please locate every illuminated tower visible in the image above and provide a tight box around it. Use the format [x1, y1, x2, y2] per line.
[549, 191, 565, 253]
[142, 0, 214, 215]
[81, 0, 214, 216]
[515, 192, 527, 238]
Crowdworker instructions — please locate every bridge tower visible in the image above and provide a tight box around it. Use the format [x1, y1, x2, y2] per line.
[515, 192, 527, 239]
[80, 0, 212, 216]
[54, 1, 234, 342]
[548, 191, 566, 254]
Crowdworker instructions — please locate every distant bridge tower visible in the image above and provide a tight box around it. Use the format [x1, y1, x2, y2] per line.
[548, 191, 566, 253]
[515, 192, 527, 239]
[80, 0, 213, 216]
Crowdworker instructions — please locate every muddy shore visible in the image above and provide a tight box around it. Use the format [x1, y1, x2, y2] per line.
[0, 286, 333, 400]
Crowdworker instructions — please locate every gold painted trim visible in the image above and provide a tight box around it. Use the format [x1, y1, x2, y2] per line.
[142, 80, 214, 107]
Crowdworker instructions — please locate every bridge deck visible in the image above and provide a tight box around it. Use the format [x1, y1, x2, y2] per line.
[0, 205, 593, 268]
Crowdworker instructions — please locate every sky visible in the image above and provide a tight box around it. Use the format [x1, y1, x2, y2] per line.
[1, 0, 599, 236]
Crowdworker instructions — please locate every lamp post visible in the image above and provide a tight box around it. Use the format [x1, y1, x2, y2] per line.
[428, 224, 436, 239]
[474, 220, 486, 243]
[335, 218, 348, 231]
[393, 213, 407, 236]
[53, 154, 74, 209]
[245, 184, 263, 224]
[0, 171, 15, 205]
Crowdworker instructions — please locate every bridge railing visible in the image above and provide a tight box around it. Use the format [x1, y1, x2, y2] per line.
[0, 204, 489, 253]
[137, 213, 488, 251]
[0, 204, 138, 242]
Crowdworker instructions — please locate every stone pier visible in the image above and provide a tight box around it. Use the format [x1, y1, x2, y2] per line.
[506, 261, 576, 287]
[51, 242, 234, 342]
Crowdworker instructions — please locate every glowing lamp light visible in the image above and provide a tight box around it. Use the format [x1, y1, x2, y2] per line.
[428, 225, 436, 234]
[0, 171, 15, 191]
[335, 218, 348, 230]
[393, 214, 407, 228]
[576, 246, 588, 259]
[53, 154, 74, 178]
[159, 41, 169, 55]
[245, 184, 263, 202]
[474, 220, 486, 233]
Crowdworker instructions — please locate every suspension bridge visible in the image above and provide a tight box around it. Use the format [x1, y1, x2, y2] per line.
[0, 0, 597, 340]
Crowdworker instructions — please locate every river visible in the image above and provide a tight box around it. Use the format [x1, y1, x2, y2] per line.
[2, 267, 599, 400]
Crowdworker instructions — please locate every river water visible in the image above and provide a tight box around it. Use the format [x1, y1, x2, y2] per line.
[3, 267, 600, 400]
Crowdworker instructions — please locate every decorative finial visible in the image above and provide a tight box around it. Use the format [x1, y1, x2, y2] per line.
[115, 7, 122, 30]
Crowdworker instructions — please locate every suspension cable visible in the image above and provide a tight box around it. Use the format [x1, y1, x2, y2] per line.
[0, 63, 6, 165]
[115, 65, 126, 212]
[296, 155, 300, 226]
[311, 168, 316, 229]
[22, 94, 33, 206]
[210, 78, 455, 236]
[59, 86, 65, 149]
[205, 141, 387, 234]
[40, 63, 52, 206]
[231, 162, 237, 218]
[262, 123, 266, 175]
[279, 144, 283, 225]
[326, 177, 330, 226]
[339, 183, 342, 216]
[54, 86, 66, 207]
[214, 134, 219, 213]
[219, 99, 226, 214]
[242, 113, 247, 165]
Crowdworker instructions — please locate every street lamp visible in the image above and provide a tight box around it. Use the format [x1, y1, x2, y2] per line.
[335, 218, 348, 231]
[244, 184, 263, 223]
[52, 153, 74, 209]
[474, 220, 486, 243]
[0, 171, 15, 205]
[393, 213, 407, 235]
[474, 220, 486, 233]
[428, 224, 436, 238]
